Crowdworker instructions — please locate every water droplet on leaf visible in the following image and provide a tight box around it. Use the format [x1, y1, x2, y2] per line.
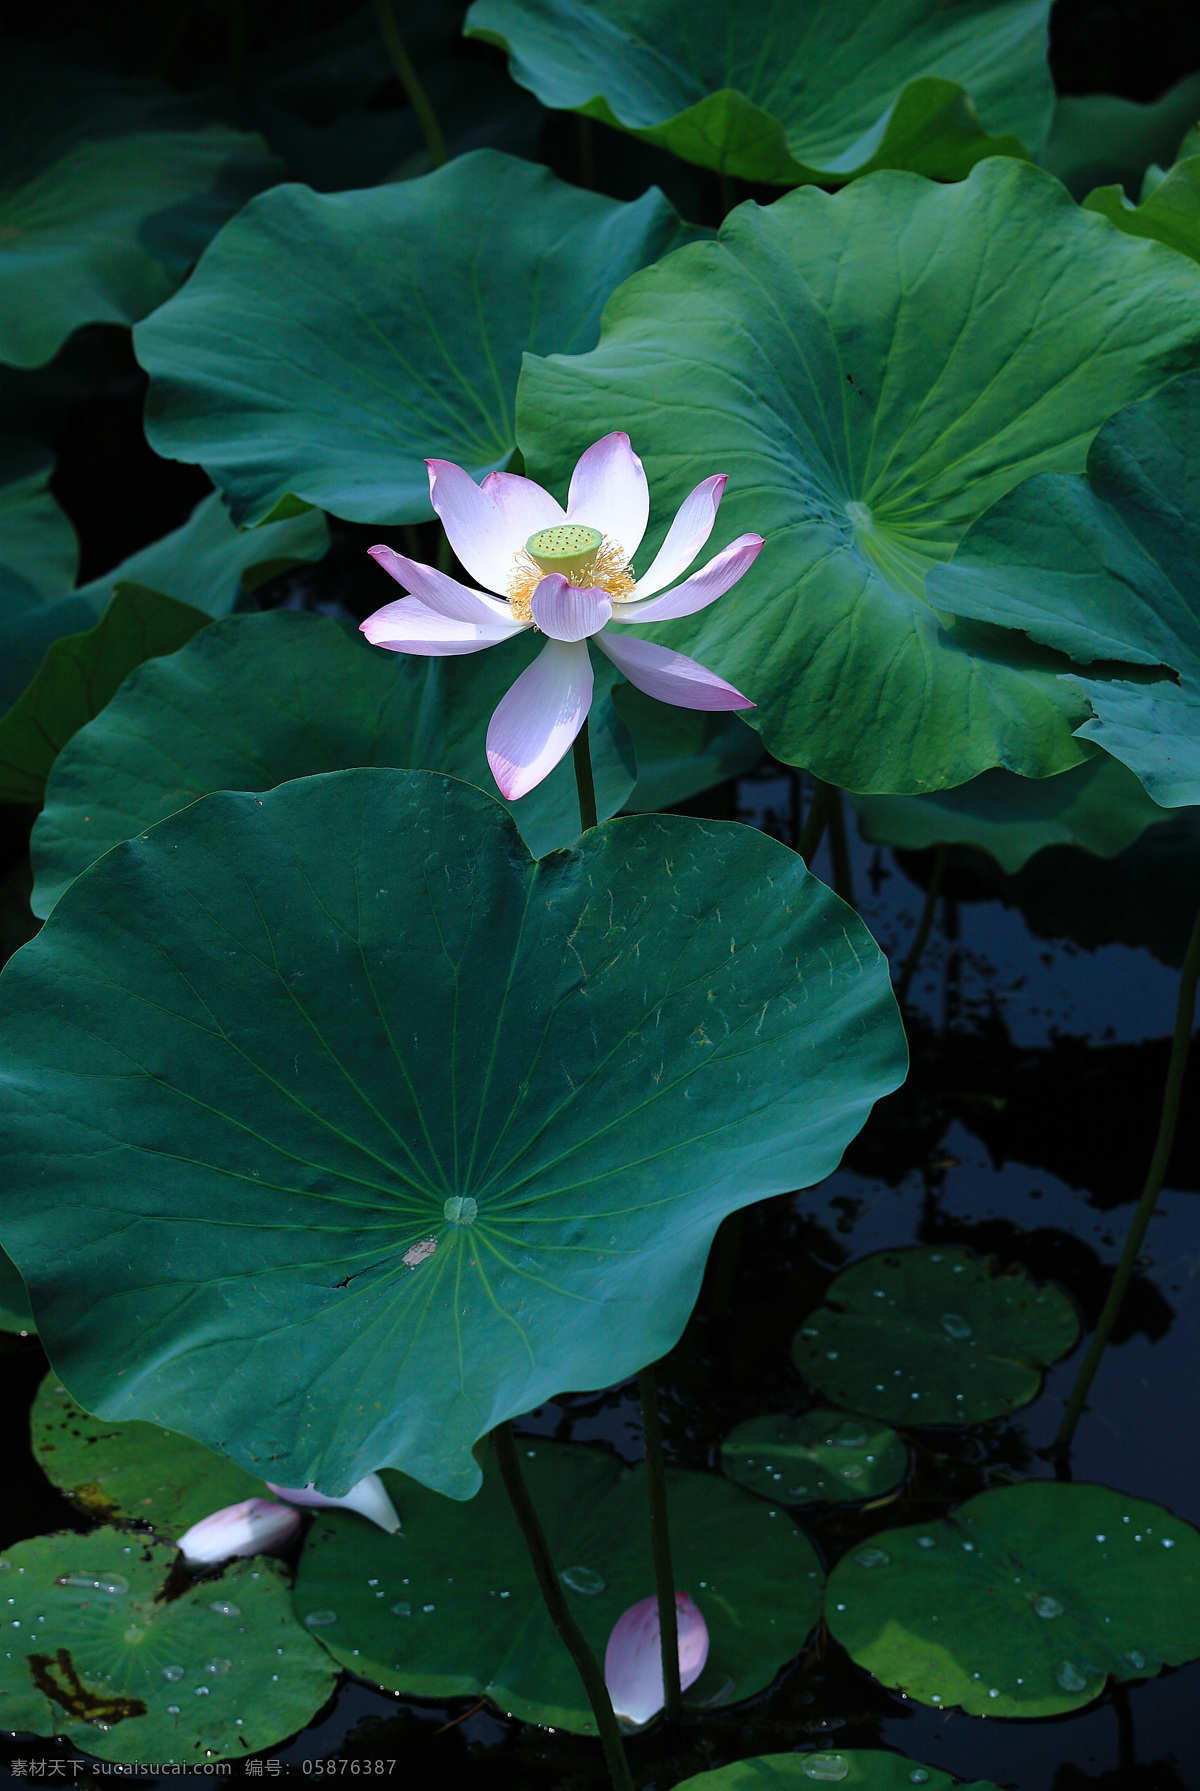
[559, 1566, 605, 1596]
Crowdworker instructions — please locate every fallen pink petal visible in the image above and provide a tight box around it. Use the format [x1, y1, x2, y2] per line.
[362, 432, 762, 798]
[266, 1472, 401, 1533]
[604, 1592, 710, 1726]
[175, 1497, 301, 1569]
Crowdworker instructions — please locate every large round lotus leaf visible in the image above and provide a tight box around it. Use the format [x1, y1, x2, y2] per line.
[0, 441, 78, 612]
[0, 1243, 34, 1334]
[0, 49, 280, 371]
[930, 370, 1200, 811]
[0, 1528, 337, 1761]
[721, 1411, 907, 1507]
[517, 160, 1200, 795]
[674, 1751, 999, 1788]
[466, 0, 1051, 186]
[0, 769, 906, 1500]
[293, 1439, 822, 1730]
[825, 1482, 1200, 1718]
[134, 150, 706, 527]
[31, 1373, 269, 1534]
[792, 1247, 1078, 1425]
[29, 610, 637, 914]
[849, 753, 1165, 875]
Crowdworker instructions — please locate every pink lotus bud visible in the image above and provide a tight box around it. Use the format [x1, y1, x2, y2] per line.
[265, 1472, 400, 1533]
[175, 1497, 300, 1568]
[604, 1592, 710, 1725]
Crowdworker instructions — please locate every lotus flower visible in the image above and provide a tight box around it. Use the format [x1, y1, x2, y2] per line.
[362, 433, 762, 799]
[175, 1497, 300, 1568]
[604, 1591, 710, 1726]
[266, 1473, 400, 1534]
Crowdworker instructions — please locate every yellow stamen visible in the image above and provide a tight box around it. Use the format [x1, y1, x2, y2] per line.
[508, 536, 636, 623]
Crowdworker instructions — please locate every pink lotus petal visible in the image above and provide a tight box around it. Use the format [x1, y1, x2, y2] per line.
[480, 469, 565, 544]
[619, 533, 764, 623]
[633, 475, 727, 598]
[266, 1473, 400, 1534]
[486, 637, 593, 800]
[566, 433, 649, 560]
[361, 596, 519, 657]
[368, 545, 517, 626]
[427, 459, 536, 593]
[176, 1498, 300, 1569]
[596, 630, 754, 710]
[531, 575, 612, 641]
[604, 1593, 710, 1726]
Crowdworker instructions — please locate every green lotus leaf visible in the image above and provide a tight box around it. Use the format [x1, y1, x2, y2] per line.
[29, 610, 637, 916]
[466, 0, 1051, 185]
[294, 1439, 822, 1730]
[0, 48, 281, 370]
[825, 1482, 1200, 1717]
[1085, 155, 1200, 266]
[929, 369, 1200, 809]
[0, 583, 210, 807]
[849, 753, 1165, 875]
[0, 1243, 34, 1334]
[792, 1247, 1078, 1425]
[0, 440, 78, 612]
[518, 160, 1200, 795]
[31, 1372, 269, 1533]
[1003, 802, 1200, 969]
[0, 489, 327, 738]
[0, 768, 906, 1499]
[1037, 71, 1200, 202]
[674, 1751, 999, 1788]
[134, 150, 707, 527]
[0, 1528, 337, 1761]
[720, 1411, 907, 1506]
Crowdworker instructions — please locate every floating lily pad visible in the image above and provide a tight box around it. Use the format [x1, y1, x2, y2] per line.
[849, 753, 1165, 875]
[29, 610, 636, 915]
[0, 769, 906, 1499]
[135, 150, 706, 526]
[30, 1373, 269, 1535]
[792, 1248, 1078, 1425]
[0, 584, 210, 807]
[825, 1482, 1200, 1718]
[674, 1750, 999, 1788]
[0, 1245, 34, 1334]
[518, 160, 1200, 795]
[721, 1412, 907, 1506]
[293, 1439, 822, 1731]
[467, 0, 1051, 185]
[0, 48, 280, 370]
[0, 1527, 337, 1761]
[930, 369, 1200, 810]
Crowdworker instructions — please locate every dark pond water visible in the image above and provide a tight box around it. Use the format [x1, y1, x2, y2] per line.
[3, 759, 1198, 1789]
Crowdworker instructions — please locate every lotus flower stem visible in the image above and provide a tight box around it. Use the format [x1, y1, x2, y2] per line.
[797, 780, 832, 866]
[491, 1423, 634, 1791]
[895, 844, 947, 1007]
[372, 0, 448, 168]
[1056, 897, 1200, 1451]
[637, 1365, 682, 1722]
[572, 717, 599, 832]
[827, 785, 856, 909]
